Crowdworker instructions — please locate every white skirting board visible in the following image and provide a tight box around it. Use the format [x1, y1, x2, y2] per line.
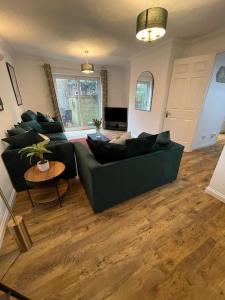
[0, 190, 16, 248]
[205, 186, 225, 204]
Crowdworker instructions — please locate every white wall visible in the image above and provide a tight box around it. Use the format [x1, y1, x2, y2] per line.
[128, 40, 183, 136]
[206, 145, 225, 203]
[15, 55, 130, 116]
[192, 52, 225, 149]
[184, 29, 225, 58]
[108, 65, 130, 107]
[15, 57, 53, 114]
[0, 39, 23, 246]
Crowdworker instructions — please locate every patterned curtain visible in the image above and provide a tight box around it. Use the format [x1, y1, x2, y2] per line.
[100, 69, 108, 128]
[43, 63, 64, 129]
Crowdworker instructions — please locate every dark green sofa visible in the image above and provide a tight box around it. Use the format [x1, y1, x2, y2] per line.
[74, 141, 184, 213]
[2, 111, 76, 192]
[2, 140, 77, 192]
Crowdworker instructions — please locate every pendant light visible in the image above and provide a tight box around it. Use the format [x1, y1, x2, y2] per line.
[136, 7, 168, 42]
[81, 50, 94, 74]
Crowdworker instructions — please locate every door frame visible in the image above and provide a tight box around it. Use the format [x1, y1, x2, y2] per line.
[162, 54, 216, 152]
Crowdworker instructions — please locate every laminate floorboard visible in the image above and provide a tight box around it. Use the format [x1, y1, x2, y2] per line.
[1, 138, 225, 300]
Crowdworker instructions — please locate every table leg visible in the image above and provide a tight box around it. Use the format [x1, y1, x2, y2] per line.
[67, 179, 70, 191]
[25, 182, 34, 207]
[55, 180, 62, 208]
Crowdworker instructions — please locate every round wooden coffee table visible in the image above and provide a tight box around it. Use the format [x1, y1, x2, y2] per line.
[24, 161, 68, 208]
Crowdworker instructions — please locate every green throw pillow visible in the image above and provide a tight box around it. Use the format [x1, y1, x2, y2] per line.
[7, 127, 27, 136]
[152, 131, 172, 152]
[19, 120, 44, 133]
[156, 131, 170, 145]
[17, 122, 33, 131]
[2, 129, 44, 149]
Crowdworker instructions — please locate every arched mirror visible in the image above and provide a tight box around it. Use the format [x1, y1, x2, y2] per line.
[135, 71, 154, 111]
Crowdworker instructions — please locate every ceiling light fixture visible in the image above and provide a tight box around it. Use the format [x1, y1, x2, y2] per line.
[136, 7, 168, 42]
[81, 50, 94, 74]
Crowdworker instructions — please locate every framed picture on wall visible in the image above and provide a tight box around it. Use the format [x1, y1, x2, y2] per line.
[6, 62, 23, 106]
[0, 97, 3, 111]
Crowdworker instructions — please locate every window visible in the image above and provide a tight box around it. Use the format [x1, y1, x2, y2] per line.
[54, 76, 101, 130]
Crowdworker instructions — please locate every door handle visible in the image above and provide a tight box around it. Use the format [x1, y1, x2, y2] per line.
[166, 111, 170, 118]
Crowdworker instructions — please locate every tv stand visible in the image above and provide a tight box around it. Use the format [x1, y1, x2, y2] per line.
[105, 121, 127, 131]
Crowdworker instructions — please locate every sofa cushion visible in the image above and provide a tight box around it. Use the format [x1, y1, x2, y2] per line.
[87, 139, 127, 164]
[17, 123, 33, 131]
[37, 112, 51, 122]
[152, 131, 172, 152]
[2, 129, 44, 149]
[156, 131, 170, 145]
[21, 110, 37, 122]
[19, 120, 44, 133]
[138, 132, 152, 138]
[40, 121, 63, 133]
[7, 127, 27, 136]
[47, 133, 67, 141]
[126, 134, 158, 157]
[138, 131, 172, 151]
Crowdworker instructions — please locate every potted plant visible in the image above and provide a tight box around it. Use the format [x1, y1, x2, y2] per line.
[93, 118, 102, 136]
[19, 140, 52, 172]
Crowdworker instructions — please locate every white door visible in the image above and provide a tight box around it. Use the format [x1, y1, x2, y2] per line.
[163, 54, 215, 152]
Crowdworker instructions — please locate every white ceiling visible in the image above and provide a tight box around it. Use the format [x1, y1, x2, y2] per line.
[0, 0, 225, 65]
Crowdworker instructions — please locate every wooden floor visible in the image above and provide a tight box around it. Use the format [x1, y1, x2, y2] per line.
[1, 139, 225, 300]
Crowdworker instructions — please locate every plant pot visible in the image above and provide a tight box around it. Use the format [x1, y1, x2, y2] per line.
[96, 127, 101, 137]
[37, 160, 49, 172]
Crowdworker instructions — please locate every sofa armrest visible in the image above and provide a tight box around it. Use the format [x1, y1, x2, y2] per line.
[2, 141, 76, 192]
[74, 142, 100, 206]
[40, 121, 63, 133]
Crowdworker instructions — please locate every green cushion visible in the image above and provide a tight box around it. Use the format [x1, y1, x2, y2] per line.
[156, 131, 170, 145]
[19, 120, 44, 133]
[47, 133, 67, 141]
[152, 131, 172, 152]
[2, 129, 44, 149]
[17, 123, 32, 131]
[21, 110, 37, 122]
[7, 127, 27, 136]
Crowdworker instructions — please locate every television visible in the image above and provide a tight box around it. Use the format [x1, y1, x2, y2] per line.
[104, 107, 127, 122]
[104, 107, 128, 131]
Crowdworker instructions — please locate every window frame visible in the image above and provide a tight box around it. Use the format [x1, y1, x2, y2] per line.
[53, 74, 102, 130]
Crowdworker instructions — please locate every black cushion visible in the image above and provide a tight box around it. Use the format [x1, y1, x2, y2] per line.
[7, 127, 27, 136]
[87, 139, 127, 164]
[40, 121, 63, 133]
[37, 112, 51, 122]
[138, 132, 152, 138]
[2, 129, 44, 149]
[21, 110, 37, 122]
[19, 120, 44, 133]
[126, 134, 158, 157]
